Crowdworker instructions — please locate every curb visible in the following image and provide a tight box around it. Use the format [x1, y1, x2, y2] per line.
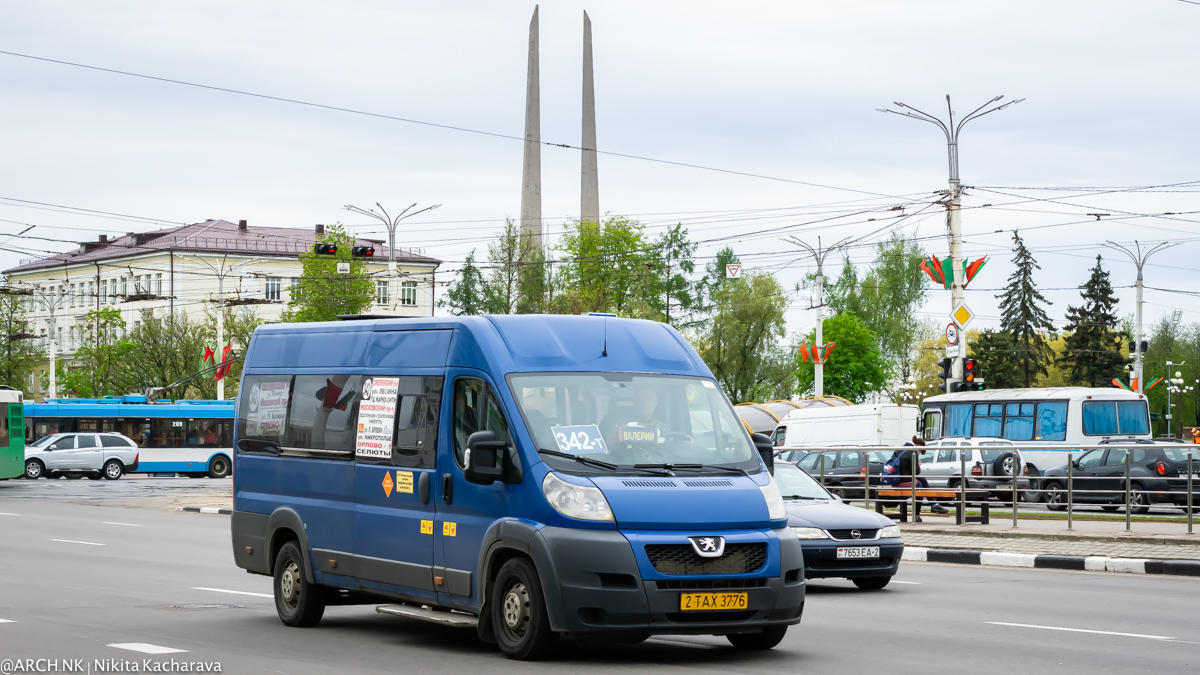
[903, 547, 1200, 577]
[182, 506, 232, 515]
[910, 526, 1200, 547]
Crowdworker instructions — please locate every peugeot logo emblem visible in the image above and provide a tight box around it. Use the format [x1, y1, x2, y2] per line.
[688, 536, 726, 558]
[851, 529, 862, 539]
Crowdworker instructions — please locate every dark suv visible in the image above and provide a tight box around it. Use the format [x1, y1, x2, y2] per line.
[1040, 441, 1200, 514]
[794, 449, 891, 500]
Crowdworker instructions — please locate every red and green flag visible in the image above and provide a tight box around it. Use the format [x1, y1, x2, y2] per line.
[920, 255, 988, 290]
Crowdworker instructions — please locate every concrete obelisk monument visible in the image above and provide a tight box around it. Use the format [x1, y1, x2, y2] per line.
[581, 11, 599, 226]
[520, 6, 543, 251]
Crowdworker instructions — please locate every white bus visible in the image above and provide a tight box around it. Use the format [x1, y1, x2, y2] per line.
[919, 387, 1153, 478]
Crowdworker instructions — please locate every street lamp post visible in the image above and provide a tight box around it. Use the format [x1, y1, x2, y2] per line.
[344, 202, 441, 273]
[1166, 360, 1186, 438]
[184, 255, 261, 401]
[878, 95, 1023, 388]
[31, 285, 68, 399]
[1107, 241, 1180, 392]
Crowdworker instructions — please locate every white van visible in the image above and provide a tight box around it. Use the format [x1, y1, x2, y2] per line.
[772, 404, 919, 450]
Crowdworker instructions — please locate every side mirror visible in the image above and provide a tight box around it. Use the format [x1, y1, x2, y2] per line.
[464, 430, 508, 486]
[751, 433, 775, 475]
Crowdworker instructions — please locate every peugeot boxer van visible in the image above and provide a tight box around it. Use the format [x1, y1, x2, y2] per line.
[230, 315, 805, 660]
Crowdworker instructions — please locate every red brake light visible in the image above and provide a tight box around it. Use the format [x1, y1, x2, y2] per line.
[1156, 461, 1168, 476]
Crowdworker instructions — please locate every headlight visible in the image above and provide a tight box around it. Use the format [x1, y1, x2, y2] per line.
[541, 473, 614, 521]
[759, 478, 787, 521]
[880, 525, 902, 539]
[791, 527, 829, 539]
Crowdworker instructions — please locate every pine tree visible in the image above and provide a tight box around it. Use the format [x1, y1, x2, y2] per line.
[970, 328, 1023, 389]
[1060, 255, 1124, 387]
[439, 249, 488, 315]
[996, 232, 1056, 387]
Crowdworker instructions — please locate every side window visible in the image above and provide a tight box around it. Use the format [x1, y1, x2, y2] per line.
[1116, 401, 1149, 435]
[1003, 402, 1035, 441]
[1082, 401, 1118, 436]
[100, 435, 128, 448]
[452, 377, 513, 469]
[76, 435, 98, 448]
[1036, 402, 1068, 441]
[357, 375, 442, 469]
[945, 404, 972, 437]
[238, 375, 293, 452]
[772, 426, 787, 447]
[922, 410, 941, 441]
[973, 403, 1003, 437]
[152, 419, 185, 448]
[797, 453, 820, 470]
[1077, 449, 1104, 468]
[1103, 448, 1128, 466]
[118, 419, 152, 448]
[1131, 447, 1147, 463]
[937, 449, 956, 463]
[287, 375, 363, 456]
[52, 436, 75, 450]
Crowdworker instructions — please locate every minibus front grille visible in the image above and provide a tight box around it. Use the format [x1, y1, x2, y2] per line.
[644, 543, 768, 576]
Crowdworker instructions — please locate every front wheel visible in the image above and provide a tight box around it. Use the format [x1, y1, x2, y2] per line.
[1044, 482, 1066, 511]
[23, 459, 42, 479]
[273, 541, 326, 627]
[492, 557, 556, 660]
[207, 455, 231, 479]
[103, 460, 123, 480]
[727, 625, 788, 650]
[852, 576, 892, 590]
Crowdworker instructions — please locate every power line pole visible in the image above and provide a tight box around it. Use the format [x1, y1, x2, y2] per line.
[184, 255, 259, 401]
[31, 285, 67, 399]
[786, 235, 850, 397]
[878, 95, 1023, 386]
[1106, 240, 1179, 393]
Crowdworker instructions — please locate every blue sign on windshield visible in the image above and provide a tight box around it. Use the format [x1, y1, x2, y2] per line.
[552, 425, 608, 455]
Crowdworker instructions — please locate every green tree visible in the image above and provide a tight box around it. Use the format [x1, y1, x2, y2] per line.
[794, 311, 890, 403]
[440, 249, 488, 316]
[287, 223, 374, 322]
[553, 216, 657, 317]
[1060, 255, 1125, 387]
[201, 306, 263, 399]
[970, 328, 1024, 389]
[0, 290, 43, 390]
[997, 232, 1056, 387]
[697, 247, 740, 314]
[695, 271, 789, 403]
[653, 224, 700, 328]
[59, 307, 137, 397]
[125, 310, 211, 399]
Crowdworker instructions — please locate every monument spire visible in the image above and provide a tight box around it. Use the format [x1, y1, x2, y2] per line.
[581, 10, 599, 226]
[520, 6, 542, 251]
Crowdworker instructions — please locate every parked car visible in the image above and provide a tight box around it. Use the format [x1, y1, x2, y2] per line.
[24, 432, 139, 480]
[1040, 442, 1200, 514]
[793, 449, 890, 500]
[775, 461, 904, 590]
[921, 438, 1026, 504]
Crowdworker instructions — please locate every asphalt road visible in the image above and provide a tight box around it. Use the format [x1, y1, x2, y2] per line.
[1, 492, 1197, 674]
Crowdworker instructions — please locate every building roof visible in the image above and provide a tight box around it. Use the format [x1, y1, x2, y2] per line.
[3, 219, 440, 274]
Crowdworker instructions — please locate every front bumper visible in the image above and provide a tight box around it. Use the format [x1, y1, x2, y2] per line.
[531, 526, 806, 635]
[801, 539, 904, 579]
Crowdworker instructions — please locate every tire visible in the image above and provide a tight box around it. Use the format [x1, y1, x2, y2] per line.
[852, 576, 892, 591]
[492, 557, 557, 660]
[828, 486, 845, 501]
[103, 459, 124, 480]
[273, 541, 326, 627]
[1044, 481, 1066, 511]
[1127, 484, 1150, 515]
[23, 459, 43, 479]
[993, 452, 1016, 478]
[207, 455, 231, 479]
[726, 625, 788, 650]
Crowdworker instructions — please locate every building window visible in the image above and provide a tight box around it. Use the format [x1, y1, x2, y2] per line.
[110, 279, 117, 302]
[400, 281, 417, 306]
[40, 329, 46, 349]
[265, 277, 282, 301]
[121, 277, 127, 297]
[57, 327, 63, 346]
[69, 327, 76, 351]
[100, 281, 107, 303]
[376, 280, 389, 305]
[69, 283, 76, 307]
[155, 273, 163, 295]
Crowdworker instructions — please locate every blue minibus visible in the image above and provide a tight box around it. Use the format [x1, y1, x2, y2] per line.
[231, 315, 804, 659]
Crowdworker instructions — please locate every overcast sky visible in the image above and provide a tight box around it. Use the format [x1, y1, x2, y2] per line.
[1, 0, 1197, 338]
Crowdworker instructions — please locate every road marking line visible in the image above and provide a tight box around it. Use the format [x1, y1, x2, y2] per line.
[102, 522, 142, 527]
[192, 586, 272, 598]
[0, 619, 15, 624]
[0, 512, 19, 516]
[891, 580, 922, 585]
[985, 622, 1174, 640]
[49, 538, 104, 546]
[108, 643, 188, 655]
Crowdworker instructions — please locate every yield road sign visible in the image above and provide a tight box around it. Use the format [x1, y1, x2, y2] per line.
[726, 264, 742, 279]
[952, 303, 975, 328]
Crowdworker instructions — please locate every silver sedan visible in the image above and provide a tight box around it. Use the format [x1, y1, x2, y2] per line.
[24, 433, 140, 480]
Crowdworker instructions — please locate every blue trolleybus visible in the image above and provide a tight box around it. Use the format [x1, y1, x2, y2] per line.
[26, 396, 235, 478]
[231, 315, 805, 660]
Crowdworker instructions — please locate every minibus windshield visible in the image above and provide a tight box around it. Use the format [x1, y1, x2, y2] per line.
[509, 373, 760, 475]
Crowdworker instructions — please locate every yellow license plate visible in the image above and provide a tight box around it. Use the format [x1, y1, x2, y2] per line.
[679, 592, 749, 611]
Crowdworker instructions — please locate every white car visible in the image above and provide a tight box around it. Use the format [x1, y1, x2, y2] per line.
[919, 438, 1026, 503]
[24, 432, 140, 480]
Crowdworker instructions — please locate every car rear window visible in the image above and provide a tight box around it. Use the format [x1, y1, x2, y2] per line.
[1163, 447, 1200, 462]
[100, 436, 131, 448]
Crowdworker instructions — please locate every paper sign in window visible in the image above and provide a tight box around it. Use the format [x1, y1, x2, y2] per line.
[551, 425, 608, 454]
[356, 377, 399, 459]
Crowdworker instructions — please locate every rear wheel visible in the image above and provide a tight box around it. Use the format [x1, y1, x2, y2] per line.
[1044, 482, 1066, 511]
[852, 576, 891, 590]
[22, 459, 42, 479]
[103, 460, 123, 480]
[1127, 484, 1150, 515]
[273, 541, 326, 627]
[492, 557, 556, 660]
[207, 455, 231, 479]
[727, 625, 788, 650]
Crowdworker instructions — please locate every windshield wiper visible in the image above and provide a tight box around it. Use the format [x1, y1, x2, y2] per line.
[783, 494, 823, 500]
[539, 449, 672, 476]
[639, 463, 752, 478]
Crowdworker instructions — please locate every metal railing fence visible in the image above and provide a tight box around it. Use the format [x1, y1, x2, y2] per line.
[776, 443, 1197, 534]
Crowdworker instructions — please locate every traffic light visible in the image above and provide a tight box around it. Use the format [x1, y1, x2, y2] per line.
[936, 357, 952, 393]
[314, 243, 338, 255]
[351, 245, 375, 258]
[1128, 340, 1148, 356]
[958, 357, 985, 392]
